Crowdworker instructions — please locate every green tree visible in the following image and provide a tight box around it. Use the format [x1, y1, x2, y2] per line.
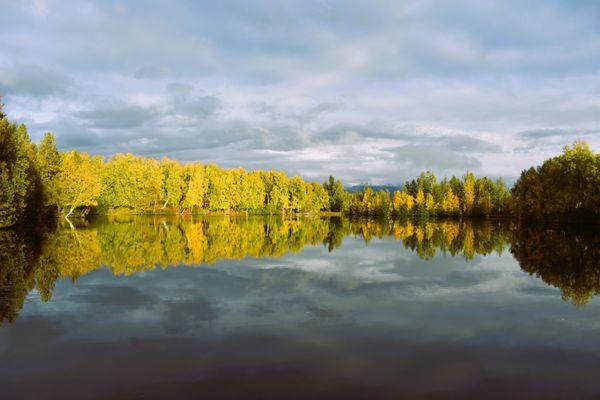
[0, 121, 39, 227]
[323, 176, 347, 212]
[100, 153, 162, 213]
[491, 178, 509, 215]
[417, 171, 437, 195]
[475, 177, 493, 217]
[304, 182, 329, 213]
[512, 141, 599, 220]
[36, 132, 61, 209]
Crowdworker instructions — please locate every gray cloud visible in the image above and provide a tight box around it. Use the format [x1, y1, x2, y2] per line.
[519, 128, 600, 140]
[170, 94, 221, 120]
[133, 66, 169, 79]
[68, 284, 157, 306]
[74, 105, 158, 129]
[391, 145, 482, 172]
[0, 64, 73, 96]
[434, 134, 502, 153]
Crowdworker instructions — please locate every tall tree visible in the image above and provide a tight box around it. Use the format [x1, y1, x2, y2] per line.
[442, 188, 460, 215]
[305, 182, 329, 213]
[160, 157, 185, 210]
[100, 153, 161, 212]
[36, 132, 61, 209]
[0, 121, 37, 227]
[182, 163, 205, 212]
[204, 163, 231, 212]
[462, 172, 476, 215]
[288, 176, 306, 213]
[323, 176, 347, 212]
[57, 151, 102, 218]
[239, 170, 265, 211]
[267, 171, 289, 213]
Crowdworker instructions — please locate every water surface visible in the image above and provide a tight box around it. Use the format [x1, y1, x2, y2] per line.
[0, 216, 598, 399]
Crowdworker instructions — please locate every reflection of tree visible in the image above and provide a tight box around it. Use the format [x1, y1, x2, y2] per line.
[2, 217, 597, 323]
[0, 231, 36, 323]
[0, 228, 48, 323]
[510, 225, 600, 306]
[348, 218, 511, 261]
[323, 217, 346, 252]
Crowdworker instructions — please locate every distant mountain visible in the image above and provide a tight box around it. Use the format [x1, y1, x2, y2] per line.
[345, 184, 403, 193]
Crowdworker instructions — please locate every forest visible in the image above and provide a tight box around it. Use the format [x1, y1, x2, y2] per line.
[1, 108, 599, 228]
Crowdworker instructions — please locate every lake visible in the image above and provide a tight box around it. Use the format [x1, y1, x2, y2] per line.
[0, 216, 598, 399]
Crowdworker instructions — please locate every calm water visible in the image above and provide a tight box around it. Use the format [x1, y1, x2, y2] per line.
[0, 216, 598, 399]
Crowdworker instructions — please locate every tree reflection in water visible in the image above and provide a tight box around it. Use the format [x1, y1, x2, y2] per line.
[0, 216, 597, 322]
[510, 225, 599, 306]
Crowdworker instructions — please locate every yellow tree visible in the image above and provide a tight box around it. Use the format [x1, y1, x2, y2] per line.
[462, 172, 475, 215]
[228, 168, 244, 211]
[305, 182, 329, 213]
[442, 188, 460, 215]
[425, 193, 436, 214]
[415, 188, 425, 214]
[205, 163, 231, 212]
[361, 187, 374, 214]
[182, 163, 205, 212]
[403, 192, 415, 211]
[288, 176, 306, 212]
[266, 171, 289, 213]
[160, 157, 185, 210]
[57, 151, 102, 218]
[240, 170, 265, 211]
[392, 190, 402, 214]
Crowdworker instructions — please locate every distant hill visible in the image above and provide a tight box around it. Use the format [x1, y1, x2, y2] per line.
[345, 184, 403, 193]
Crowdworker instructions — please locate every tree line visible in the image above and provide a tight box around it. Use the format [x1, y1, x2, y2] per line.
[1, 109, 598, 228]
[324, 172, 510, 218]
[1, 119, 331, 228]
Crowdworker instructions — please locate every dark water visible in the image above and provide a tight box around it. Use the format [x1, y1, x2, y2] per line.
[0, 216, 598, 399]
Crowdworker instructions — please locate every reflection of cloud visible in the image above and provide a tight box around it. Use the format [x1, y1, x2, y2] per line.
[0, 315, 65, 348]
[163, 298, 218, 334]
[68, 284, 157, 306]
[4, 226, 598, 400]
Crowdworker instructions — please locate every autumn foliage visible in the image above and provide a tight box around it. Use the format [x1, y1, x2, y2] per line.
[1, 110, 598, 227]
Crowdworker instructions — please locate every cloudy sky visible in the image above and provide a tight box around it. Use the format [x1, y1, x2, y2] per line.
[1, 0, 598, 184]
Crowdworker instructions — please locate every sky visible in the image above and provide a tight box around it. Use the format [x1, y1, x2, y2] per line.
[0, 0, 599, 185]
